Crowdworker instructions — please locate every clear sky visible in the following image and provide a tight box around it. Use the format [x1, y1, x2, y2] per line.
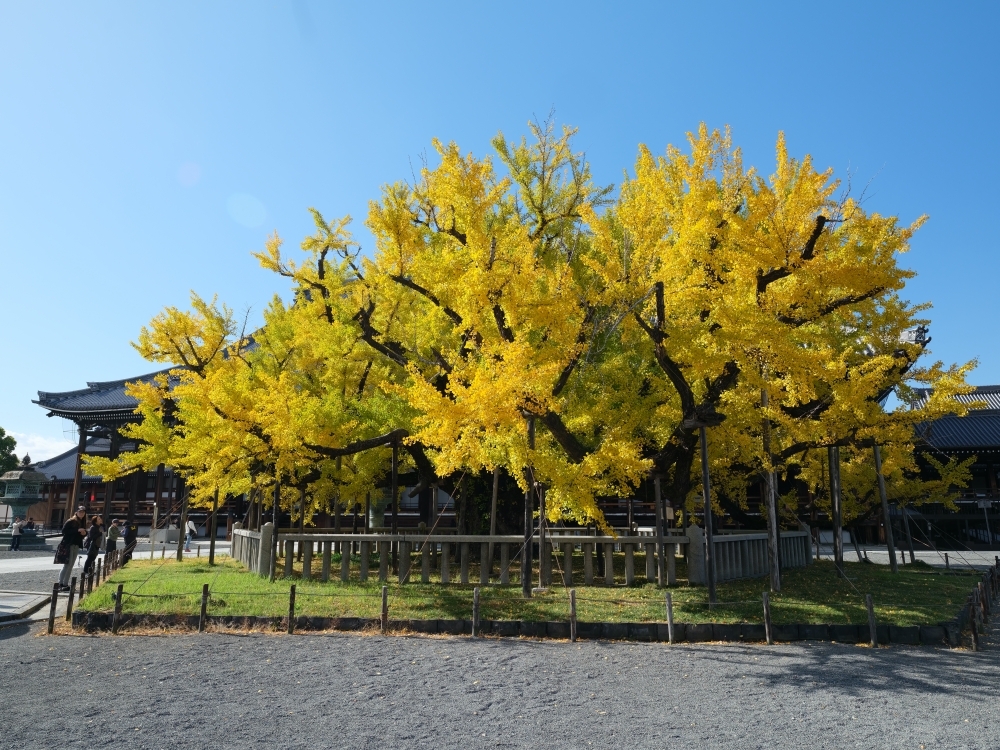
[1, 1, 996, 461]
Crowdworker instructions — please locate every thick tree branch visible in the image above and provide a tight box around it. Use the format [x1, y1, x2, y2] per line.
[388, 274, 464, 327]
[354, 302, 409, 367]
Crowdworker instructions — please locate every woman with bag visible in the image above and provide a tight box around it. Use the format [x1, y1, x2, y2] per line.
[55, 507, 87, 591]
[82, 516, 104, 575]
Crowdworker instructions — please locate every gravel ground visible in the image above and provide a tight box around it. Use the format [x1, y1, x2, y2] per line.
[0, 615, 997, 750]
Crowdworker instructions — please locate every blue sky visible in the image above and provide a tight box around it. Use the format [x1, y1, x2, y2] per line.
[1, 1, 996, 460]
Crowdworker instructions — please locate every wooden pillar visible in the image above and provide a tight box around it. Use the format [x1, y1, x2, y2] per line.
[340, 543, 350, 582]
[604, 542, 614, 585]
[522, 416, 535, 598]
[625, 542, 635, 585]
[422, 542, 431, 583]
[645, 543, 656, 582]
[584, 543, 594, 585]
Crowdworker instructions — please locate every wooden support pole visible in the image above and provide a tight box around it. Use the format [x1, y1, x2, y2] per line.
[569, 589, 577, 642]
[865, 594, 878, 648]
[391, 441, 399, 574]
[873, 445, 898, 574]
[500, 543, 509, 586]
[665, 592, 674, 644]
[302, 540, 312, 581]
[360, 541, 370, 582]
[472, 587, 480, 637]
[762, 591, 773, 645]
[66, 426, 87, 516]
[441, 542, 450, 584]
[399, 540, 410, 584]
[654, 476, 666, 587]
[488, 467, 499, 576]
[522, 416, 535, 599]
[78, 572, 85, 602]
[699, 426, 717, 604]
[901, 504, 916, 564]
[287, 585, 296, 635]
[562, 542, 573, 587]
[378, 541, 388, 582]
[209, 489, 219, 566]
[47, 584, 59, 635]
[829, 446, 845, 578]
[199, 583, 209, 632]
[111, 583, 123, 634]
[381, 585, 388, 634]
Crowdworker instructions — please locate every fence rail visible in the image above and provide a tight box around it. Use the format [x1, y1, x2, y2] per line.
[686, 528, 812, 584]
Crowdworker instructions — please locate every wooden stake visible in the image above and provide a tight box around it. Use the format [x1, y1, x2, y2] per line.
[665, 592, 674, 644]
[47, 583, 59, 635]
[287, 584, 296, 635]
[865, 594, 878, 648]
[762, 591, 773, 645]
[199, 583, 209, 632]
[111, 584, 123, 634]
[381, 585, 388, 634]
[569, 589, 577, 642]
[65, 577, 76, 622]
[472, 587, 480, 637]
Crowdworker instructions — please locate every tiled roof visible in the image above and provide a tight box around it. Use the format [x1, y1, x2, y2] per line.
[34, 437, 109, 481]
[34, 368, 177, 416]
[911, 386, 1000, 411]
[915, 411, 1000, 451]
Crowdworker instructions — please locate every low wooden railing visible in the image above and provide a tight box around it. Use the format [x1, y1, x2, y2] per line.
[687, 527, 812, 584]
[273, 532, 690, 586]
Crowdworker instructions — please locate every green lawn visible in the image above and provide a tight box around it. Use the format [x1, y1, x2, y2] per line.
[77, 553, 979, 627]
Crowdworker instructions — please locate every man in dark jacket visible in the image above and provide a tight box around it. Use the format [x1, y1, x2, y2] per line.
[122, 523, 138, 566]
[57, 507, 87, 590]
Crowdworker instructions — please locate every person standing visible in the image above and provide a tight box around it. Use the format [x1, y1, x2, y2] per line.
[56, 507, 87, 590]
[122, 523, 138, 566]
[82, 516, 104, 575]
[105, 519, 121, 558]
[8, 517, 23, 551]
[185, 517, 197, 552]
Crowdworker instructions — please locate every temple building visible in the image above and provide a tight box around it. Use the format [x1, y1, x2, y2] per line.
[32, 370, 194, 531]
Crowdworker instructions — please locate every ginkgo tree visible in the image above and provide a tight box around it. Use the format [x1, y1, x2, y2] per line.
[85, 119, 974, 579]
